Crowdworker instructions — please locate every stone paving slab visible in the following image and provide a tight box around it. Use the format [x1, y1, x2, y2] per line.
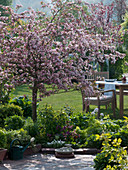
[0, 153, 95, 170]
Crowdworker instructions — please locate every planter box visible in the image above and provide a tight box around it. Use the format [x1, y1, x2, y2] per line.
[83, 148, 101, 155]
[41, 148, 55, 154]
[23, 144, 41, 156]
[0, 148, 7, 162]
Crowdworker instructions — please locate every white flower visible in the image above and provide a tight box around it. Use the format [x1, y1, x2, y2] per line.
[94, 108, 98, 113]
[100, 119, 103, 121]
[100, 113, 104, 116]
[30, 137, 35, 142]
[91, 112, 95, 115]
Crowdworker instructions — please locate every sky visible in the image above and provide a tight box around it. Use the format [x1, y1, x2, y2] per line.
[12, 0, 128, 13]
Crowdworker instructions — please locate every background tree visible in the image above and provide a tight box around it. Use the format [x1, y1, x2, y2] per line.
[0, 0, 12, 16]
[113, 0, 128, 23]
[121, 11, 128, 72]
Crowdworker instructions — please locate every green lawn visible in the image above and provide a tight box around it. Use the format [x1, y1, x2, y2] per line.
[12, 85, 128, 119]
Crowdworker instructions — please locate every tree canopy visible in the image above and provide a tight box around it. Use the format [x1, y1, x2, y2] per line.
[0, 0, 126, 121]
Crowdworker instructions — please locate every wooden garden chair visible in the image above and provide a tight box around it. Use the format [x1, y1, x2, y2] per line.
[84, 89, 116, 119]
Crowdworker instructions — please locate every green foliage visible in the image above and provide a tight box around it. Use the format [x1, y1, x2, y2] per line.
[37, 105, 69, 142]
[75, 126, 87, 144]
[121, 11, 128, 50]
[6, 128, 31, 148]
[9, 95, 34, 118]
[94, 152, 111, 170]
[0, 104, 23, 127]
[85, 121, 103, 136]
[23, 117, 39, 137]
[113, 119, 125, 127]
[46, 139, 65, 148]
[4, 115, 25, 130]
[94, 133, 128, 170]
[63, 105, 74, 116]
[70, 112, 89, 130]
[114, 128, 128, 147]
[109, 58, 124, 79]
[102, 120, 120, 132]
[82, 121, 103, 148]
[58, 123, 80, 143]
[70, 111, 98, 130]
[85, 134, 102, 149]
[0, 129, 7, 148]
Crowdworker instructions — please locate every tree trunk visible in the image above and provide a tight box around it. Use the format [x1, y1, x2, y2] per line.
[80, 89, 85, 111]
[32, 82, 38, 121]
[0, 84, 2, 104]
[99, 62, 104, 72]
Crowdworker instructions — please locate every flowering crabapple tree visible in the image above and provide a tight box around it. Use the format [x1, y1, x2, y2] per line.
[0, 3, 77, 121]
[0, 0, 126, 118]
[0, 67, 14, 104]
[53, 0, 125, 111]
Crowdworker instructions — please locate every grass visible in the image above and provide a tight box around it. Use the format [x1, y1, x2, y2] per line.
[12, 84, 128, 119]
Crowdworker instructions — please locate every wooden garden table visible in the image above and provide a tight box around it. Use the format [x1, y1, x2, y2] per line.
[96, 81, 128, 118]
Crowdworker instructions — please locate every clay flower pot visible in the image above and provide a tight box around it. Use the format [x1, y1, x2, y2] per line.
[23, 144, 41, 156]
[0, 148, 7, 162]
[122, 80, 126, 83]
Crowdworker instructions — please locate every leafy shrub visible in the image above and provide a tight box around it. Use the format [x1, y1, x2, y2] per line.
[70, 112, 89, 130]
[94, 152, 111, 170]
[23, 117, 39, 137]
[94, 134, 128, 170]
[6, 128, 31, 149]
[0, 104, 23, 127]
[77, 120, 103, 148]
[85, 121, 103, 137]
[85, 134, 102, 149]
[63, 105, 74, 116]
[70, 111, 98, 130]
[102, 120, 120, 132]
[75, 126, 87, 144]
[9, 95, 34, 118]
[113, 119, 125, 128]
[37, 105, 70, 142]
[58, 123, 80, 143]
[0, 129, 7, 148]
[114, 129, 128, 147]
[4, 115, 25, 130]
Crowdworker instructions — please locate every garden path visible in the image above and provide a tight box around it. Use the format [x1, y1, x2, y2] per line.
[0, 153, 95, 170]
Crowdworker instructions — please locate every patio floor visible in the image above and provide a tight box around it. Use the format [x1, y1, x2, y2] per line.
[0, 153, 95, 170]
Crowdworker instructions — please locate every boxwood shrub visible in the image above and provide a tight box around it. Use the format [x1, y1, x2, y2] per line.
[0, 104, 23, 127]
[4, 115, 25, 130]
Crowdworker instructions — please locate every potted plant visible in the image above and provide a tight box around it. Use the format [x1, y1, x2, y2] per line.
[0, 130, 7, 162]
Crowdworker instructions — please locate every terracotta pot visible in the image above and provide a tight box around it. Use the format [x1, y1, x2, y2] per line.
[122, 80, 126, 83]
[23, 144, 41, 156]
[0, 148, 7, 162]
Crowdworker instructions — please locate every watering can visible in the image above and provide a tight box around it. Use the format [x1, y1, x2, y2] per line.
[8, 137, 35, 160]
